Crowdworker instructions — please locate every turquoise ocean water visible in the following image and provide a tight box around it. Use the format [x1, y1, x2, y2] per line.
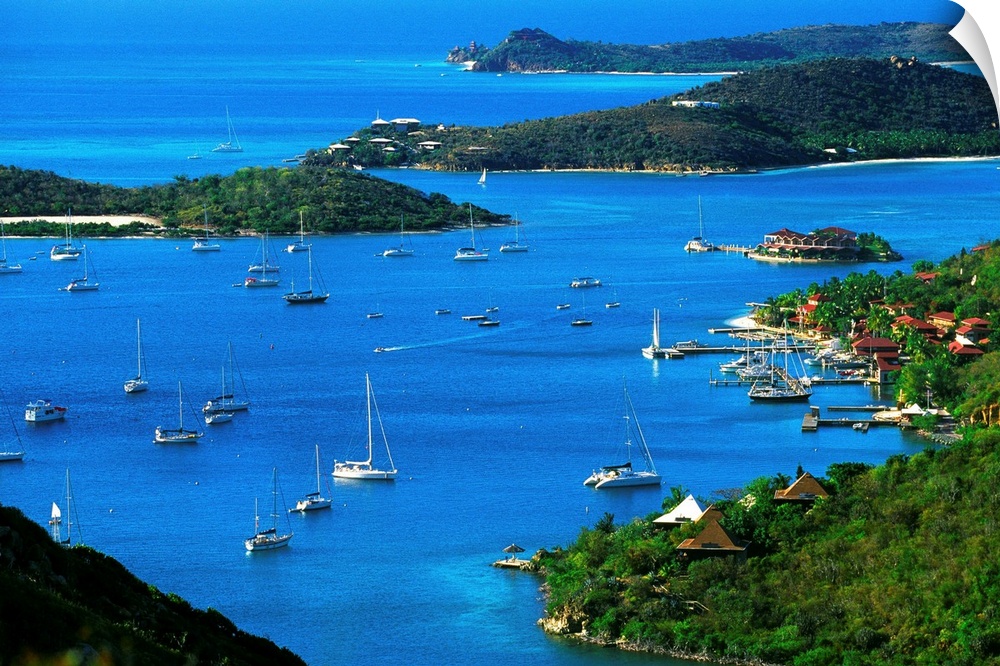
[0, 26, 996, 666]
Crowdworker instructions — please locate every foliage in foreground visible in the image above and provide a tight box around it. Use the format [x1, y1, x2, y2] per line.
[539, 428, 1000, 665]
[0, 505, 304, 665]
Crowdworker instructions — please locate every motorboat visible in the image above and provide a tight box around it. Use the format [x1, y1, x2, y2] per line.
[24, 400, 67, 423]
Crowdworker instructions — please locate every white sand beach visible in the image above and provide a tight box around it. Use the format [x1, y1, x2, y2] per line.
[0, 215, 163, 228]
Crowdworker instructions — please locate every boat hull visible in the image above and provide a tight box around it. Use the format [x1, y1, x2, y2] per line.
[383, 248, 414, 257]
[333, 465, 397, 480]
[284, 292, 329, 304]
[0, 451, 25, 462]
[154, 428, 203, 443]
[499, 244, 528, 253]
[244, 532, 293, 551]
[25, 402, 67, 422]
[192, 243, 221, 252]
[203, 398, 250, 413]
[291, 498, 332, 512]
[454, 252, 488, 262]
[124, 379, 148, 394]
[244, 277, 280, 288]
[594, 472, 661, 489]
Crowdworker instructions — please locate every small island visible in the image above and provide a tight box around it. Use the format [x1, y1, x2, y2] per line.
[746, 227, 902, 263]
[446, 23, 969, 74]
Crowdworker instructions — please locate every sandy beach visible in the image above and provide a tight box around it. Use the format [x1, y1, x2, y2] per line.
[0, 215, 163, 228]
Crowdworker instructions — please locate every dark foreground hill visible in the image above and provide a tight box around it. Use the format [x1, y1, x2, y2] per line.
[0, 505, 305, 665]
[447, 23, 969, 73]
[313, 57, 999, 173]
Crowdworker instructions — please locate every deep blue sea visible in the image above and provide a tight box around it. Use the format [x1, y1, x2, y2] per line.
[0, 10, 995, 665]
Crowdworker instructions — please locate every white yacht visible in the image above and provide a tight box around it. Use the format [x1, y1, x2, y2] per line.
[583, 382, 661, 489]
[25, 400, 67, 423]
[333, 374, 398, 480]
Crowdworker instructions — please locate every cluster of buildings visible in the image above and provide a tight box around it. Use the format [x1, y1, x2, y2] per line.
[654, 472, 830, 561]
[749, 226, 861, 262]
[326, 115, 447, 160]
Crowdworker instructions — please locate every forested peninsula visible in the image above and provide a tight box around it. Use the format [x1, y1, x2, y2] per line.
[0, 505, 304, 665]
[535, 240, 1000, 666]
[446, 23, 968, 74]
[313, 57, 999, 174]
[0, 165, 510, 237]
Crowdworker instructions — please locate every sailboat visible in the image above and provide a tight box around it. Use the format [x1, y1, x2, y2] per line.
[684, 196, 716, 252]
[499, 214, 529, 253]
[203, 342, 251, 413]
[204, 367, 235, 424]
[291, 445, 332, 512]
[0, 221, 22, 273]
[0, 386, 25, 462]
[49, 469, 81, 545]
[155, 381, 203, 443]
[245, 231, 280, 287]
[283, 245, 329, 304]
[123, 318, 149, 393]
[583, 382, 661, 489]
[192, 206, 221, 252]
[382, 215, 414, 257]
[62, 244, 99, 291]
[333, 374, 398, 480]
[286, 211, 311, 253]
[748, 326, 813, 402]
[642, 308, 668, 359]
[477, 167, 487, 186]
[50, 210, 82, 261]
[454, 204, 489, 261]
[245, 468, 294, 551]
[211, 106, 243, 153]
[571, 291, 592, 327]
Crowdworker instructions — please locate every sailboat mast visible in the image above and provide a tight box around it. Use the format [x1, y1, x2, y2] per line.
[136, 319, 143, 378]
[299, 211, 305, 244]
[468, 204, 475, 247]
[698, 196, 704, 237]
[365, 374, 374, 466]
[64, 469, 73, 545]
[177, 381, 184, 429]
[307, 246, 314, 292]
[314, 444, 322, 494]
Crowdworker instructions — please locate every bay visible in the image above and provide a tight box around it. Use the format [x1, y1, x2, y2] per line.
[1, 30, 997, 666]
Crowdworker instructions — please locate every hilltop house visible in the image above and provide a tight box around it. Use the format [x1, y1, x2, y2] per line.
[749, 227, 859, 262]
[773, 472, 830, 504]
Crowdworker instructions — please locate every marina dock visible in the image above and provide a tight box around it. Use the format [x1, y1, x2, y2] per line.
[801, 406, 896, 431]
[492, 558, 533, 571]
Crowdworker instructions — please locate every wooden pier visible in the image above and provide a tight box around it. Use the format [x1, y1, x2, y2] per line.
[802, 406, 896, 432]
[492, 558, 532, 571]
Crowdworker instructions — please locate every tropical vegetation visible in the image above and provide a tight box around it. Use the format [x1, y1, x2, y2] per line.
[447, 23, 967, 74]
[537, 239, 1000, 665]
[312, 58, 999, 173]
[0, 504, 304, 665]
[0, 165, 510, 236]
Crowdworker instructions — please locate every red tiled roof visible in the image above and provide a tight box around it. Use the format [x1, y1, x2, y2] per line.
[949, 341, 985, 356]
[962, 317, 991, 327]
[929, 311, 956, 323]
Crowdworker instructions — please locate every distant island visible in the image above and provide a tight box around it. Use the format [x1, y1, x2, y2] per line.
[0, 505, 304, 665]
[446, 23, 969, 74]
[0, 165, 511, 237]
[310, 57, 999, 174]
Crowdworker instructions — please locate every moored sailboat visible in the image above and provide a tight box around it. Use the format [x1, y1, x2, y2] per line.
[0, 221, 22, 273]
[454, 204, 489, 261]
[684, 196, 716, 252]
[245, 230, 280, 287]
[49, 469, 81, 545]
[641, 308, 668, 359]
[333, 374, 398, 480]
[155, 381, 203, 443]
[211, 106, 243, 153]
[499, 215, 529, 253]
[291, 445, 332, 512]
[583, 382, 661, 489]
[50, 210, 82, 261]
[123, 318, 149, 393]
[382, 215, 414, 257]
[192, 206, 221, 252]
[283, 245, 329, 304]
[0, 387, 25, 462]
[62, 244, 99, 291]
[245, 468, 294, 551]
[203, 342, 251, 413]
[286, 211, 311, 253]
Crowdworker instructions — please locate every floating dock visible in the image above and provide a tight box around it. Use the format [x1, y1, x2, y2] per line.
[492, 558, 532, 570]
[802, 406, 896, 431]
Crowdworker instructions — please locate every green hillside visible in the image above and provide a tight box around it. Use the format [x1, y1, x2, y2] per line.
[537, 240, 1000, 665]
[447, 23, 969, 73]
[0, 165, 510, 236]
[0, 505, 304, 665]
[313, 57, 999, 173]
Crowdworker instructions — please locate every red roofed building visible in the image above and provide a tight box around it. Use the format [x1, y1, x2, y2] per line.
[928, 311, 957, 329]
[948, 341, 985, 358]
[751, 227, 859, 262]
[915, 272, 938, 283]
[852, 337, 899, 356]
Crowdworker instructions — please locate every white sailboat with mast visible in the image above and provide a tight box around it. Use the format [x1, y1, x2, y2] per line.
[291, 445, 332, 512]
[245, 230, 280, 287]
[245, 468, 294, 551]
[642, 308, 668, 359]
[286, 211, 311, 253]
[382, 215, 414, 257]
[454, 204, 488, 261]
[155, 381, 203, 443]
[62, 244, 99, 291]
[204, 342, 251, 413]
[499, 214, 529, 253]
[211, 106, 243, 153]
[49, 469, 81, 545]
[192, 206, 221, 252]
[333, 374, 398, 480]
[584, 382, 661, 489]
[50, 210, 82, 261]
[684, 196, 716, 252]
[0, 386, 25, 462]
[0, 221, 22, 273]
[123, 318, 149, 393]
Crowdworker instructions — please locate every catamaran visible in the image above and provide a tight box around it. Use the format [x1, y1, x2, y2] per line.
[291, 445, 332, 512]
[211, 106, 243, 153]
[584, 382, 661, 489]
[333, 374, 398, 480]
[641, 308, 668, 359]
[684, 196, 716, 252]
[155, 381, 203, 443]
[123, 318, 149, 393]
[245, 468, 294, 551]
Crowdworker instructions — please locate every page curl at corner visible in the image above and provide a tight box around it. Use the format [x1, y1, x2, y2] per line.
[950, 1, 999, 119]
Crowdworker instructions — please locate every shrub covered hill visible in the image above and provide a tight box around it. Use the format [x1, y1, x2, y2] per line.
[534, 239, 1000, 666]
[0, 164, 510, 237]
[0, 504, 304, 665]
[313, 57, 999, 174]
[446, 23, 968, 73]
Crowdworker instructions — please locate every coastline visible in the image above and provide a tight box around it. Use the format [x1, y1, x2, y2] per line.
[0, 214, 164, 228]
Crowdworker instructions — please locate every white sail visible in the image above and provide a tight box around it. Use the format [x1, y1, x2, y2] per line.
[50, 502, 61, 520]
